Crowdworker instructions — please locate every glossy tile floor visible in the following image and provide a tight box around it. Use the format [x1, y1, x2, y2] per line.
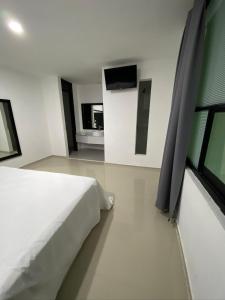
[24, 156, 189, 300]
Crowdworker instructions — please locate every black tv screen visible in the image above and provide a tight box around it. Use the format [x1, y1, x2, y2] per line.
[104, 65, 137, 90]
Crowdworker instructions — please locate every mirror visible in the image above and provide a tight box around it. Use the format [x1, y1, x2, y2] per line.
[81, 103, 104, 130]
[0, 99, 21, 161]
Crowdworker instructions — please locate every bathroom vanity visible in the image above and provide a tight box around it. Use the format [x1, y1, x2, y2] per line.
[76, 131, 104, 149]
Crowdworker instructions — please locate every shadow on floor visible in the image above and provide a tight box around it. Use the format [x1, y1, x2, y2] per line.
[56, 210, 113, 300]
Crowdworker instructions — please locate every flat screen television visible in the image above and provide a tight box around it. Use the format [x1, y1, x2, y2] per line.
[104, 65, 137, 90]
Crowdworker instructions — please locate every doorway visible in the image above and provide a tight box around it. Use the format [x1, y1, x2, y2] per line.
[61, 79, 77, 154]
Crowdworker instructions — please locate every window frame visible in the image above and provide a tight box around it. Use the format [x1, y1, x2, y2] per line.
[187, 104, 225, 214]
[0, 99, 22, 162]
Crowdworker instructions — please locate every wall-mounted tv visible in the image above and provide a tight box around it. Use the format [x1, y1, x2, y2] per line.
[104, 65, 137, 90]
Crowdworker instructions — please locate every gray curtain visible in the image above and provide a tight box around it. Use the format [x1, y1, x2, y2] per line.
[155, 0, 206, 219]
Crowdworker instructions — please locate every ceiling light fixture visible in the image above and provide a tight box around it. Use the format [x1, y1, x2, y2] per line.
[7, 20, 24, 35]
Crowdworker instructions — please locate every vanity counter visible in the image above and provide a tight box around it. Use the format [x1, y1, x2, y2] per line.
[76, 131, 104, 145]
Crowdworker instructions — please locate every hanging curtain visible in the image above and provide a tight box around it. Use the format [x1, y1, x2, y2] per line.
[155, 0, 207, 219]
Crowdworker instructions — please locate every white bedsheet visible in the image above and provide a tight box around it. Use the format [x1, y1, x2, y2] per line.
[0, 167, 113, 300]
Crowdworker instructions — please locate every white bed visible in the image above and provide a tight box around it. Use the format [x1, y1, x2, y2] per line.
[0, 167, 113, 300]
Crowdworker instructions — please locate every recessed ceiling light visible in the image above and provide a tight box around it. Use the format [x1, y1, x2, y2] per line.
[7, 20, 24, 35]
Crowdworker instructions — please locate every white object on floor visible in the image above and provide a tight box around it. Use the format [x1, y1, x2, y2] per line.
[0, 167, 114, 300]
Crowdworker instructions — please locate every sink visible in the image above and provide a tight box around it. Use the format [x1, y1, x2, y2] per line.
[92, 131, 104, 137]
[76, 131, 104, 145]
[77, 131, 104, 137]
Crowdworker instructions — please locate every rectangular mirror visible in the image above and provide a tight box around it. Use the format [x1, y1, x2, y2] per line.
[81, 103, 104, 130]
[0, 99, 21, 162]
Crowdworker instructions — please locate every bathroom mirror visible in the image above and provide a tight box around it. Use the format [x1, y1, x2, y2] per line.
[0, 99, 21, 161]
[81, 103, 104, 130]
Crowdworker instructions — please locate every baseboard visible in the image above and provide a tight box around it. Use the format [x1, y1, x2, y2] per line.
[176, 225, 192, 300]
[21, 155, 66, 168]
[68, 157, 104, 164]
[104, 160, 160, 170]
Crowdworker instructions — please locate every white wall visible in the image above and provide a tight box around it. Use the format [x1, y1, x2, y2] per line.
[0, 68, 51, 167]
[102, 59, 176, 168]
[42, 76, 68, 156]
[72, 84, 102, 133]
[178, 169, 225, 300]
[0, 70, 69, 166]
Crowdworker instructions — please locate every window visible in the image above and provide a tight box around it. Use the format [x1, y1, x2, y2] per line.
[0, 99, 21, 162]
[201, 109, 225, 198]
[204, 112, 225, 184]
[188, 106, 225, 213]
[187, 0, 225, 213]
[188, 111, 208, 168]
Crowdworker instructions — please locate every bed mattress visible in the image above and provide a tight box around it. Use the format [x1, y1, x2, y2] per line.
[0, 167, 113, 300]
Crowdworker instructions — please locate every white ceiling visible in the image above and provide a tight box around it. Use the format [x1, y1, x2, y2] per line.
[0, 0, 193, 83]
